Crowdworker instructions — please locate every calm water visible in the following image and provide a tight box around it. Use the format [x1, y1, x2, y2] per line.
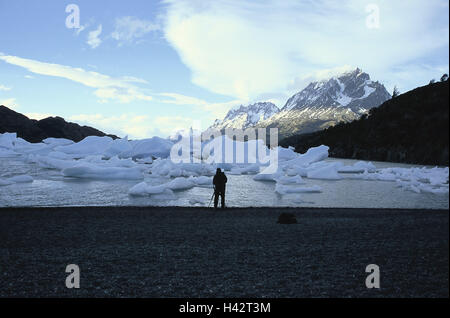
[0, 158, 448, 209]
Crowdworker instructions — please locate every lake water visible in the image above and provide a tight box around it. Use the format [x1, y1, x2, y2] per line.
[0, 158, 448, 209]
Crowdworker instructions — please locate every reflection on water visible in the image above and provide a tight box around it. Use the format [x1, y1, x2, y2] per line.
[0, 158, 448, 209]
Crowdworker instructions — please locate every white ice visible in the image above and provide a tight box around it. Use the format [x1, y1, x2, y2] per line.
[0, 175, 34, 186]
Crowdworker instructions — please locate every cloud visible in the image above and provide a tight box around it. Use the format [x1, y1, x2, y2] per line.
[158, 92, 245, 119]
[0, 54, 241, 122]
[69, 113, 196, 139]
[163, 0, 449, 102]
[87, 24, 103, 49]
[0, 98, 19, 110]
[75, 24, 87, 36]
[25, 112, 54, 120]
[0, 54, 153, 103]
[111, 16, 160, 45]
[0, 84, 11, 91]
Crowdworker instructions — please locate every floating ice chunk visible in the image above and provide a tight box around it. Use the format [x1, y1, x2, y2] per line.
[276, 175, 305, 185]
[285, 166, 308, 177]
[126, 137, 174, 159]
[228, 167, 244, 175]
[104, 156, 137, 168]
[277, 146, 298, 161]
[0, 132, 17, 149]
[8, 175, 34, 183]
[275, 184, 322, 194]
[103, 136, 133, 158]
[150, 159, 216, 178]
[62, 164, 143, 180]
[128, 182, 172, 196]
[0, 175, 33, 186]
[282, 145, 329, 167]
[47, 151, 80, 160]
[0, 148, 20, 158]
[42, 138, 74, 147]
[189, 176, 213, 186]
[239, 163, 261, 174]
[55, 136, 113, 155]
[151, 189, 176, 200]
[253, 170, 283, 182]
[228, 164, 260, 175]
[189, 198, 205, 206]
[166, 177, 196, 190]
[13, 141, 50, 155]
[31, 155, 77, 170]
[418, 184, 449, 195]
[338, 161, 376, 173]
[136, 157, 153, 164]
[359, 166, 449, 195]
[307, 163, 342, 180]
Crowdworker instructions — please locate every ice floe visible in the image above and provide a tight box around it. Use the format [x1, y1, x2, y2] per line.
[0, 132, 448, 198]
[0, 175, 34, 186]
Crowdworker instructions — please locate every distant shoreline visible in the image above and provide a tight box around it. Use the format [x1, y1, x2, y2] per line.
[0, 206, 449, 211]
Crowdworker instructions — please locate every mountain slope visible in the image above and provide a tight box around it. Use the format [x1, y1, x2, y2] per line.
[209, 102, 279, 131]
[280, 80, 449, 166]
[258, 68, 391, 138]
[0, 105, 118, 143]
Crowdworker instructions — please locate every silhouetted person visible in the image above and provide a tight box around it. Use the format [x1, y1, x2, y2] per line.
[213, 168, 227, 209]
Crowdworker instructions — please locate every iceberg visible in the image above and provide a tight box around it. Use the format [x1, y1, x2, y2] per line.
[42, 138, 74, 147]
[276, 175, 305, 185]
[282, 145, 329, 168]
[103, 136, 133, 158]
[166, 177, 196, 190]
[55, 136, 113, 155]
[189, 176, 213, 186]
[0, 148, 20, 158]
[338, 161, 376, 173]
[0, 132, 17, 149]
[275, 184, 322, 194]
[0, 175, 34, 186]
[30, 154, 77, 170]
[125, 137, 174, 159]
[307, 163, 342, 180]
[128, 182, 174, 197]
[62, 164, 143, 180]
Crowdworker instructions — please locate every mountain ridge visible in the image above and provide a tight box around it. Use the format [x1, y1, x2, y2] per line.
[0, 105, 118, 143]
[280, 80, 449, 166]
[207, 68, 391, 139]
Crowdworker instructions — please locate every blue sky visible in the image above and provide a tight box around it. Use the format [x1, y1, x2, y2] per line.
[0, 0, 448, 138]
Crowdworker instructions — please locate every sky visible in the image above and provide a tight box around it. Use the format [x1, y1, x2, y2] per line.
[0, 0, 448, 139]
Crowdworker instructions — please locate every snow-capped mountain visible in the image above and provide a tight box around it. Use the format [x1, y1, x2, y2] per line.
[258, 68, 391, 138]
[282, 68, 390, 112]
[207, 68, 391, 139]
[209, 102, 279, 131]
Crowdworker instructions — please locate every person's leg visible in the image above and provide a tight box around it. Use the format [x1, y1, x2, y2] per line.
[221, 191, 225, 208]
[214, 191, 219, 208]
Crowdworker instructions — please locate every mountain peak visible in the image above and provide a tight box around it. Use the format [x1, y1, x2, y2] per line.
[211, 102, 279, 130]
[283, 68, 390, 112]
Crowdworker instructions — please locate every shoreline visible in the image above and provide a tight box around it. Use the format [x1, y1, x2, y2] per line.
[1, 206, 449, 211]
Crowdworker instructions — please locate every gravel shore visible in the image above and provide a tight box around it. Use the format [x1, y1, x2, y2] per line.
[0, 206, 448, 297]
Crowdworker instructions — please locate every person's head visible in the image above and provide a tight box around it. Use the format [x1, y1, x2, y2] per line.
[216, 168, 221, 175]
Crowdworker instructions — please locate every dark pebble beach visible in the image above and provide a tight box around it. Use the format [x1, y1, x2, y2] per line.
[0, 206, 448, 297]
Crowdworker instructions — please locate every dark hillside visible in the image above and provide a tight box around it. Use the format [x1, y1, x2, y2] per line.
[280, 80, 449, 166]
[0, 105, 118, 143]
